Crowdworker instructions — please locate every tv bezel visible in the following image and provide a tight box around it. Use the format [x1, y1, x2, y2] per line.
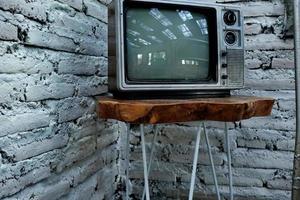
[123, 1, 219, 84]
[110, 0, 244, 94]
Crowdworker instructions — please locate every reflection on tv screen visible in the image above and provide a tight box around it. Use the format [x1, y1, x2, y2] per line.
[126, 7, 210, 82]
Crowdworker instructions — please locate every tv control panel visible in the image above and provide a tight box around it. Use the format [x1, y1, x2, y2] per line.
[221, 8, 244, 87]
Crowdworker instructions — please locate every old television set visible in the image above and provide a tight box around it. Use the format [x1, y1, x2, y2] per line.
[108, 0, 244, 98]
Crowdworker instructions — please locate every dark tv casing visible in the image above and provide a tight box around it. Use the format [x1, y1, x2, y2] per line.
[108, 0, 244, 98]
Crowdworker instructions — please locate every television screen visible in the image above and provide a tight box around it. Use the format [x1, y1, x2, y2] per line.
[125, 3, 216, 83]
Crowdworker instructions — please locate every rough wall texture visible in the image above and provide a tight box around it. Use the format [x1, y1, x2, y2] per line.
[0, 0, 296, 200]
[124, 0, 296, 199]
[0, 0, 119, 199]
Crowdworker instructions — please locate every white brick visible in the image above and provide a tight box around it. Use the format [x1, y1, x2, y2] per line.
[63, 145, 117, 187]
[0, 0, 47, 22]
[272, 58, 294, 68]
[97, 0, 112, 5]
[0, 150, 59, 199]
[198, 166, 280, 187]
[278, 99, 296, 111]
[0, 82, 13, 103]
[245, 34, 294, 51]
[245, 23, 262, 35]
[242, 2, 285, 17]
[96, 131, 118, 150]
[237, 137, 267, 149]
[56, 136, 97, 171]
[267, 178, 292, 190]
[49, 11, 107, 39]
[62, 162, 117, 200]
[276, 139, 295, 151]
[129, 170, 177, 183]
[233, 89, 295, 101]
[218, 186, 291, 200]
[2, 127, 69, 161]
[245, 68, 295, 80]
[25, 29, 77, 53]
[245, 79, 295, 90]
[245, 16, 284, 36]
[131, 144, 226, 166]
[60, 173, 98, 200]
[0, 112, 51, 137]
[0, 74, 28, 103]
[69, 120, 98, 141]
[78, 37, 107, 56]
[236, 128, 294, 151]
[0, 42, 8, 56]
[6, 179, 71, 200]
[7, 148, 117, 200]
[156, 125, 225, 148]
[0, 21, 18, 41]
[26, 83, 75, 101]
[53, 97, 95, 123]
[0, 54, 52, 74]
[232, 148, 294, 169]
[0, 165, 51, 199]
[245, 58, 262, 69]
[84, 0, 108, 22]
[57, 0, 83, 10]
[77, 76, 108, 96]
[58, 56, 106, 75]
[131, 184, 291, 200]
[241, 117, 295, 131]
[96, 165, 118, 197]
[38, 180, 71, 200]
[180, 121, 235, 129]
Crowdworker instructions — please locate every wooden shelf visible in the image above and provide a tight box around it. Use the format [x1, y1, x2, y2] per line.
[98, 96, 275, 124]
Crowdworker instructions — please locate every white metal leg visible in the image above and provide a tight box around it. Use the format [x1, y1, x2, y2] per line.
[142, 125, 158, 200]
[188, 124, 202, 200]
[203, 122, 221, 200]
[125, 123, 130, 200]
[140, 124, 150, 200]
[129, 122, 233, 200]
[225, 122, 233, 200]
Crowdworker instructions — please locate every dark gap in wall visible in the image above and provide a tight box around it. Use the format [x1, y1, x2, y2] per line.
[0, 149, 15, 164]
[17, 27, 28, 42]
[263, 181, 268, 188]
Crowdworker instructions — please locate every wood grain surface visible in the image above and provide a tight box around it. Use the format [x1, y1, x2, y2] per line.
[98, 96, 275, 124]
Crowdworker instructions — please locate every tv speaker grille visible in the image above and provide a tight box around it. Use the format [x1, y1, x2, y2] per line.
[227, 49, 244, 87]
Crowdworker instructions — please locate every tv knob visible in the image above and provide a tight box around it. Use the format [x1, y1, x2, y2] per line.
[225, 31, 237, 46]
[222, 74, 228, 79]
[221, 51, 227, 57]
[224, 10, 237, 26]
[222, 64, 228, 68]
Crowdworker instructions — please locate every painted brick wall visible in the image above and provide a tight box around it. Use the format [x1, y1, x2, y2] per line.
[0, 0, 119, 199]
[124, 0, 296, 199]
[0, 0, 295, 200]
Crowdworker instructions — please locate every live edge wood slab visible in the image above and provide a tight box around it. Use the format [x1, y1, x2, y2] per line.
[98, 96, 275, 124]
